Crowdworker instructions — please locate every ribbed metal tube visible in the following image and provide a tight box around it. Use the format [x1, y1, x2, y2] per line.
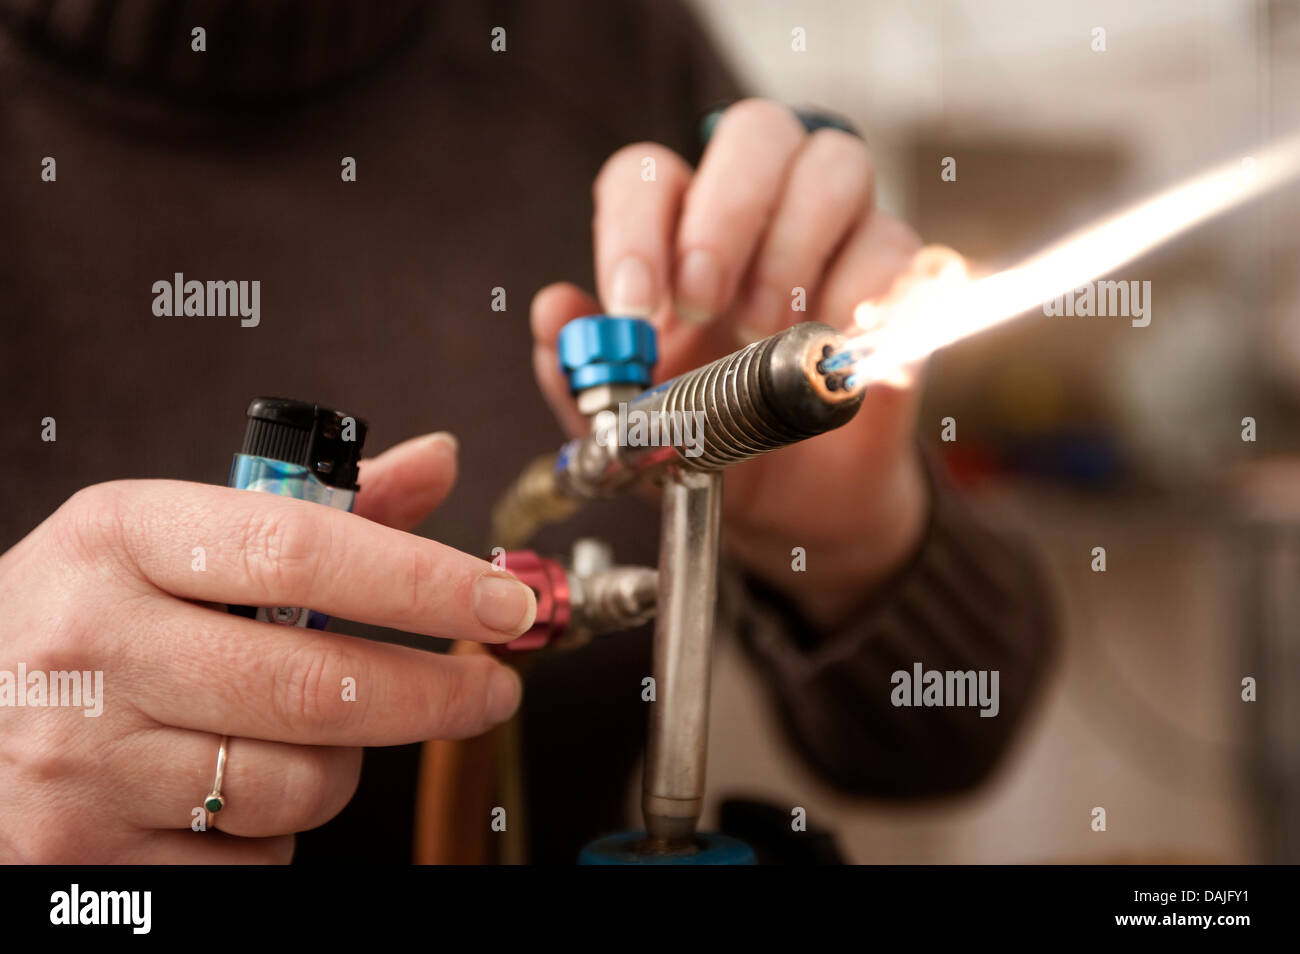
[655, 334, 803, 470]
[556, 321, 866, 498]
[634, 321, 863, 472]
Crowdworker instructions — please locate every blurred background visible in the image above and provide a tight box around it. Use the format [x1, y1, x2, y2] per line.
[688, 0, 1300, 863]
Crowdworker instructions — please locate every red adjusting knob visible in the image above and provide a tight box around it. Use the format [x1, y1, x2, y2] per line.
[495, 551, 570, 652]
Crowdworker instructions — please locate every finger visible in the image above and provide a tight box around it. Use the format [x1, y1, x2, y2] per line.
[531, 281, 602, 438]
[592, 143, 693, 325]
[818, 213, 923, 335]
[816, 214, 925, 447]
[849, 243, 968, 394]
[673, 99, 806, 326]
[94, 480, 537, 642]
[732, 129, 873, 341]
[125, 728, 362, 837]
[352, 432, 459, 531]
[141, 830, 296, 864]
[118, 595, 523, 745]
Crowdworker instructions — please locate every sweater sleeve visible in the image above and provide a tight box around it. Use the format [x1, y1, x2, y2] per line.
[719, 446, 1058, 799]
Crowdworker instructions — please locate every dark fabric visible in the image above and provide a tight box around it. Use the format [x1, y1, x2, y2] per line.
[0, 0, 428, 107]
[0, 1, 1055, 864]
[729, 447, 1058, 798]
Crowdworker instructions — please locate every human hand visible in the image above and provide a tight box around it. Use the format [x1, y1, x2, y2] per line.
[532, 100, 929, 625]
[0, 433, 532, 862]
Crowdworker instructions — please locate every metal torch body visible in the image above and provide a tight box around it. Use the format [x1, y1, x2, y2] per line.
[556, 321, 865, 848]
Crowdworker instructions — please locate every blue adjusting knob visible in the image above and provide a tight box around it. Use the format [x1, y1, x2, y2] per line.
[557, 315, 657, 393]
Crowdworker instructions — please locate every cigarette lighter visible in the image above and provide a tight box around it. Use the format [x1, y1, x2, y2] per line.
[227, 396, 368, 629]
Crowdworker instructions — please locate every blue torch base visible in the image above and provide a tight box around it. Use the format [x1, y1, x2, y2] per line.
[579, 831, 755, 865]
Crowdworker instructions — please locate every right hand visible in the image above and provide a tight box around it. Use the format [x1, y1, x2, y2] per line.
[0, 432, 533, 863]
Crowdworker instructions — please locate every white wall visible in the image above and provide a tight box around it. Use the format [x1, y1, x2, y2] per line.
[689, 0, 1282, 216]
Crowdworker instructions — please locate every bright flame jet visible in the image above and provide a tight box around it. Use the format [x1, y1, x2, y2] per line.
[830, 132, 1300, 388]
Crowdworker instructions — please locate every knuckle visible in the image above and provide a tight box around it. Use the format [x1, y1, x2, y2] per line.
[595, 142, 687, 197]
[50, 482, 128, 565]
[18, 595, 103, 686]
[61, 481, 121, 524]
[875, 213, 923, 257]
[257, 835, 296, 864]
[282, 747, 347, 829]
[273, 645, 354, 736]
[720, 98, 804, 140]
[803, 130, 872, 203]
[3, 719, 82, 789]
[23, 631, 84, 680]
[398, 544, 440, 623]
[808, 125, 869, 160]
[238, 505, 320, 601]
[594, 144, 640, 196]
[430, 656, 495, 738]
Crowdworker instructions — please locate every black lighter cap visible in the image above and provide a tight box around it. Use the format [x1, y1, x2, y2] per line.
[241, 397, 369, 490]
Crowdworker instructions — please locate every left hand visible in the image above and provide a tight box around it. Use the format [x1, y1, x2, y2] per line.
[532, 99, 928, 627]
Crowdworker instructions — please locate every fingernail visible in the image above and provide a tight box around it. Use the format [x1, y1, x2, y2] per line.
[427, 431, 458, 455]
[488, 665, 523, 721]
[473, 573, 538, 637]
[675, 249, 723, 324]
[608, 256, 655, 316]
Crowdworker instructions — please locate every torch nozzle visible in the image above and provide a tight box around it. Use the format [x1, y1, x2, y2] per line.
[556, 322, 866, 499]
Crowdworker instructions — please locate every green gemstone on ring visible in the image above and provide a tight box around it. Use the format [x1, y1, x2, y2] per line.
[205, 795, 224, 814]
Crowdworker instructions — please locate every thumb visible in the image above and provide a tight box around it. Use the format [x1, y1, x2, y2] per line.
[531, 281, 601, 439]
[353, 432, 459, 530]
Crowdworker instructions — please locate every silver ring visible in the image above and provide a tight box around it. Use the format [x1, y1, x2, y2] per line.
[204, 735, 230, 827]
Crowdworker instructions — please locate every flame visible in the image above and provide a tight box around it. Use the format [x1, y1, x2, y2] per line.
[842, 132, 1300, 388]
